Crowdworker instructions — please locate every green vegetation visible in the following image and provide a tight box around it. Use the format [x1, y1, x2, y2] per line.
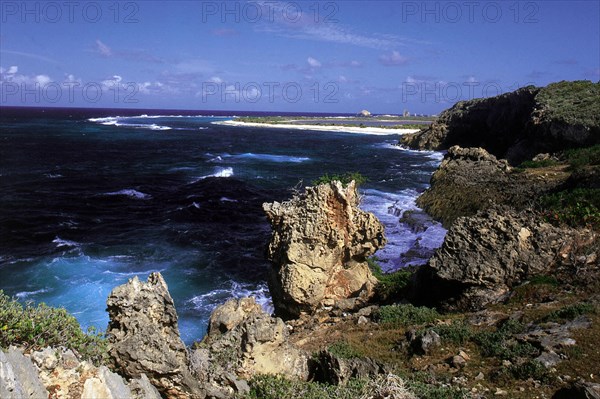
[375, 304, 440, 328]
[312, 172, 367, 188]
[0, 290, 108, 365]
[431, 320, 474, 345]
[498, 360, 551, 383]
[528, 275, 559, 286]
[327, 340, 362, 359]
[473, 319, 539, 361]
[517, 159, 559, 169]
[367, 258, 412, 301]
[540, 188, 600, 229]
[541, 302, 595, 323]
[536, 80, 600, 128]
[243, 374, 367, 399]
[565, 144, 600, 170]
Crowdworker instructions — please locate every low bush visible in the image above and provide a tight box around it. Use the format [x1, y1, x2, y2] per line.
[565, 144, 600, 170]
[473, 319, 539, 361]
[542, 302, 595, 323]
[432, 321, 474, 345]
[367, 258, 412, 301]
[328, 340, 362, 359]
[0, 290, 108, 365]
[375, 304, 440, 328]
[539, 188, 600, 229]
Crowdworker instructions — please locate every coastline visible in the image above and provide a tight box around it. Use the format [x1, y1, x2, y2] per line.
[212, 120, 420, 135]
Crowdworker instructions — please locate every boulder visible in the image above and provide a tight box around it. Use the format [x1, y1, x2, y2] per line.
[417, 206, 578, 310]
[263, 180, 386, 318]
[200, 298, 309, 382]
[312, 350, 386, 385]
[106, 272, 204, 399]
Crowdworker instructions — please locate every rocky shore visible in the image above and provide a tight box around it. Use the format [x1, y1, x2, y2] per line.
[2, 81, 599, 398]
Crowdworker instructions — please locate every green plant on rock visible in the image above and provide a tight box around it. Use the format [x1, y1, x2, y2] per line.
[565, 144, 600, 170]
[367, 258, 412, 301]
[242, 374, 367, 399]
[0, 290, 108, 365]
[473, 319, 539, 361]
[432, 320, 474, 345]
[312, 172, 367, 188]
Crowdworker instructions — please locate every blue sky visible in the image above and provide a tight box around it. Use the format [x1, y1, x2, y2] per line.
[1, 0, 599, 114]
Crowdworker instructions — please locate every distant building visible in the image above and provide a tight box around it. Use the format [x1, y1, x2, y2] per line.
[403, 109, 410, 117]
[358, 110, 372, 117]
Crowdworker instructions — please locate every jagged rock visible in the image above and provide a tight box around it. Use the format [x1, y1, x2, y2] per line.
[263, 180, 386, 318]
[417, 206, 579, 310]
[401, 81, 600, 165]
[0, 347, 48, 399]
[81, 366, 132, 399]
[312, 350, 386, 385]
[406, 329, 441, 356]
[416, 146, 564, 227]
[129, 374, 162, 399]
[199, 297, 309, 384]
[106, 272, 204, 399]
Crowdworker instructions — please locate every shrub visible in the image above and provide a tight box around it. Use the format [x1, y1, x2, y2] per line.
[539, 188, 600, 229]
[312, 172, 367, 188]
[328, 340, 362, 359]
[243, 374, 367, 399]
[432, 321, 473, 345]
[508, 360, 551, 382]
[375, 304, 440, 328]
[0, 290, 108, 365]
[565, 144, 600, 170]
[473, 319, 539, 361]
[518, 159, 559, 169]
[528, 275, 559, 286]
[542, 302, 595, 323]
[368, 258, 412, 301]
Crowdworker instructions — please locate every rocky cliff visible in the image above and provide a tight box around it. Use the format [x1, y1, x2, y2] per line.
[416, 146, 568, 227]
[401, 81, 600, 165]
[263, 180, 386, 318]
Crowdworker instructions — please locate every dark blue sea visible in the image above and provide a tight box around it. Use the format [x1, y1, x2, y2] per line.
[0, 107, 445, 343]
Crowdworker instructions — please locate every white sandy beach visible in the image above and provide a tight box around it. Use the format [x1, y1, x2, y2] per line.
[212, 120, 420, 135]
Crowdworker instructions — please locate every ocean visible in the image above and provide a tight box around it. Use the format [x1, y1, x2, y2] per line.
[0, 107, 446, 344]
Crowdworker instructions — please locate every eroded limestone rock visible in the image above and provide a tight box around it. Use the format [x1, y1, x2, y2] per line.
[106, 272, 204, 399]
[263, 180, 386, 318]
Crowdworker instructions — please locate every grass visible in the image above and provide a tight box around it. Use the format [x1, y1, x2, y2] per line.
[367, 258, 412, 301]
[375, 304, 440, 328]
[242, 374, 367, 399]
[312, 172, 367, 188]
[0, 290, 108, 365]
[518, 159, 559, 169]
[472, 319, 539, 361]
[535, 80, 600, 128]
[432, 320, 474, 345]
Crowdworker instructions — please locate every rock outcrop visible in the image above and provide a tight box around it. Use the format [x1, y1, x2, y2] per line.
[263, 180, 386, 318]
[0, 347, 48, 399]
[416, 146, 567, 227]
[106, 272, 204, 399]
[196, 297, 309, 397]
[401, 81, 600, 165]
[417, 206, 580, 310]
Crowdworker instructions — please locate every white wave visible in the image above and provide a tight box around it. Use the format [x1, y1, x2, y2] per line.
[231, 153, 310, 163]
[87, 116, 171, 130]
[45, 173, 63, 179]
[193, 167, 234, 182]
[360, 188, 446, 271]
[220, 197, 238, 203]
[103, 189, 152, 200]
[16, 288, 49, 299]
[187, 281, 273, 315]
[53, 236, 80, 248]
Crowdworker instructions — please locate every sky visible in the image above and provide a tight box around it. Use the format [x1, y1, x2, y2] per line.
[0, 0, 599, 114]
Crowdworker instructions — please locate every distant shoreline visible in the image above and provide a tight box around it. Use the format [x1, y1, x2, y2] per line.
[213, 120, 421, 135]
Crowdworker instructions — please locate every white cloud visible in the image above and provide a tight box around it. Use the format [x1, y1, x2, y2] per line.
[95, 40, 113, 57]
[307, 57, 322, 68]
[209, 76, 223, 84]
[379, 51, 409, 66]
[35, 75, 51, 85]
[7, 66, 18, 74]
